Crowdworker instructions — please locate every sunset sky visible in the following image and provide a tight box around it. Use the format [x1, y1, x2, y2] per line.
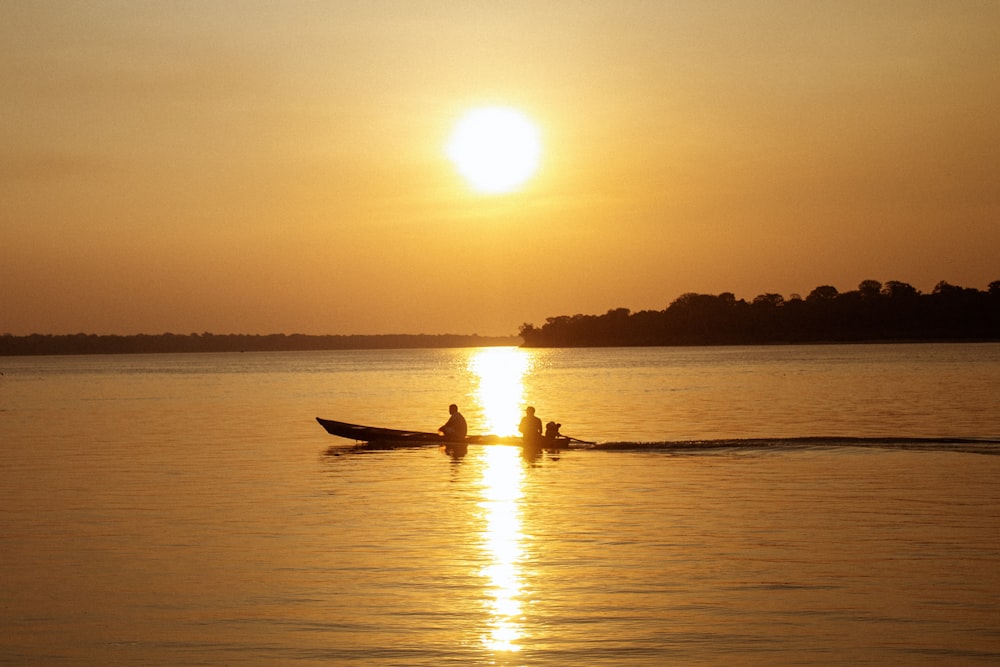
[3, 2, 998, 336]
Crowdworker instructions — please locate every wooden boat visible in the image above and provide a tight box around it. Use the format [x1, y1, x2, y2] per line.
[315, 417, 579, 448]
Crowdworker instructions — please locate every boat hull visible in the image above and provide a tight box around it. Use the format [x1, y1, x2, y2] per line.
[315, 417, 573, 448]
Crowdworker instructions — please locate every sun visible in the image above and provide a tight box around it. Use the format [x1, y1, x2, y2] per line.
[446, 107, 541, 194]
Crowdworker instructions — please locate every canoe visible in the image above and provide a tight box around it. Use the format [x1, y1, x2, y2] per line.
[315, 417, 576, 448]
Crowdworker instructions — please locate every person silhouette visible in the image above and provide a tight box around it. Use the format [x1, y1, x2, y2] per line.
[518, 406, 543, 442]
[439, 403, 468, 441]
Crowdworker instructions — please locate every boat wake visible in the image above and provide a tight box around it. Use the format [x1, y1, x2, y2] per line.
[592, 436, 1000, 456]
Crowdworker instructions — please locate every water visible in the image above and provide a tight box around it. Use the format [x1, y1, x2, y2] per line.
[2, 343, 999, 664]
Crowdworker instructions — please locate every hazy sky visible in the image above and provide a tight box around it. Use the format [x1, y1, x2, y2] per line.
[3, 1, 998, 336]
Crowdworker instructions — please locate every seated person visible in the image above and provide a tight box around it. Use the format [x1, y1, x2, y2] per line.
[439, 404, 467, 440]
[519, 406, 543, 442]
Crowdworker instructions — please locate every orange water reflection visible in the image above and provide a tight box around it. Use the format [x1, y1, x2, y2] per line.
[478, 446, 527, 652]
[469, 348, 531, 652]
[468, 347, 531, 437]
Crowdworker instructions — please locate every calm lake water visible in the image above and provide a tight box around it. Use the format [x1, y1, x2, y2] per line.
[2, 343, 999, 665]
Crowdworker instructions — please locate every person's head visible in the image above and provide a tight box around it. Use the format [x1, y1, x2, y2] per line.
[449, 403, 458, 414]
[525, 406, 535, 416]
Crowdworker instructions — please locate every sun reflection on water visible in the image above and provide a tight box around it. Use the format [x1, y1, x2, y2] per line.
[469, 347, 531, 436]
[478, 446, 526, 652]
[468, 348, 532, 653]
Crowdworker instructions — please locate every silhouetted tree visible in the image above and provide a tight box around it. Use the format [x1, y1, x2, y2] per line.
[752, 293, 785, 307]
[881, 280, 920, 300]
[516, 280, 999, 347]
[858, 280, 882, 299]
[806, 285, 839, 302]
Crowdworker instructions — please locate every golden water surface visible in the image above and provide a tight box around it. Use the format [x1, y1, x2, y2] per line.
[2, 344, 999, 664]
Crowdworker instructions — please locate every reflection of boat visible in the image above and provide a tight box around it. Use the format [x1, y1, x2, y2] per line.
[315, 417, 577, 448]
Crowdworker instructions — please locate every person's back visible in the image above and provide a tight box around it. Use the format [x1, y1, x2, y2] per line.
[440, 403, 467, 440]
[519, 406, 542, 441]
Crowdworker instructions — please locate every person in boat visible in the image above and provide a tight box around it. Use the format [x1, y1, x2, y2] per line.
[518, 406, 543, 443]
[439, 403, 468, 441]
[545, 421, 562, 439]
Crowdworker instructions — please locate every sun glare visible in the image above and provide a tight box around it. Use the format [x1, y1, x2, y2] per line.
[446, 107, 541, 194]
[478, 445, 527, 652]
[466, 347, 535, 651]
[469, 348, 531, 436]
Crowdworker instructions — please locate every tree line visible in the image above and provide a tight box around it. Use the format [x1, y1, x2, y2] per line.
[519, 280, 1000, 347]
[0, 332, 517, 356]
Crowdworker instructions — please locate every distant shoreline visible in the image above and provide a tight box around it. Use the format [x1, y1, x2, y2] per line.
[2, 333, 998, 358]
[6, 280, 998, 356]
[0, 333, 519, 357]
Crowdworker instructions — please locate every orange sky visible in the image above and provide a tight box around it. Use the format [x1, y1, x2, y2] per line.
[3, 2, 998, 336]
